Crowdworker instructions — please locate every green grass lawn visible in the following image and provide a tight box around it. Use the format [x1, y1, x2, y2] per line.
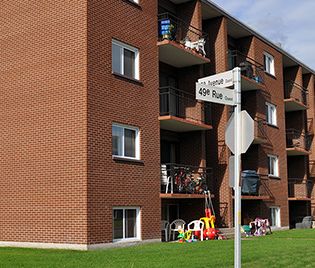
[1, 229, 315, 268]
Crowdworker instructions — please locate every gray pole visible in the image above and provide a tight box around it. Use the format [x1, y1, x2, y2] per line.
[233, 67, 241, 268]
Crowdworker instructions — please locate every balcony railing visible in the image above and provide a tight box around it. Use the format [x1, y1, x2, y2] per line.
[286, 129, 310, 151]
[158, 13, 208, 56]
[160, 163, 212, 195]
[240, 175, 274, 199]
[159, 86, 211, 125]
[307, 118, 314, 134]
[284, 81, 308, 106]
[309, 161, 315, 178]
[228, 50, 265, 86]
[288, 178, 312, 199]
[254, 117, 268, 143]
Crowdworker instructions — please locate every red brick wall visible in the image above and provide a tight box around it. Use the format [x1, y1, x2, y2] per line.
[203, 16, 232, 227]
[87, 0, 160, 244]
[0, 1, 88, 244]
[252, 37, 289, 226]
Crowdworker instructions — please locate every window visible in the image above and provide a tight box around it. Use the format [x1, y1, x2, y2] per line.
[266, 102, 277, 126]
[270, 207, 281, 227]
[113, 207, 140, 241]
[112, 123, 140, 159]
[268, 155, 279, 177]
[112, 39, 139, 80]
[263, 52, 275, 76]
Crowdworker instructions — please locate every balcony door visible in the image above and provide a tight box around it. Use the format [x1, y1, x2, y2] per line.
[160, 73, 180, 117]
[161, 140, 179, 164]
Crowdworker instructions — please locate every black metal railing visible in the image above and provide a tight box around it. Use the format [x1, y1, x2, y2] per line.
[288, 178, 312, 198]
[236, 174, 273, 199]
[286, 129, 310, 151]
[258, 176, 274, 198]
[307, 118, 314, 135]
[159, 86, 211, 125]
[309, 160, 315, 178]
[254, 117, 268, 142]
[160, 163, 212, 194]
[284, 81, 308, 106]
[228, 50, 265, 85]
[158, 13, 208, 56]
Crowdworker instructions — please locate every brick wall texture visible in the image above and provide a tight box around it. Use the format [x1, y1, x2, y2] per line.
[0, 0, 314, 246]
[0, 1, 88, 244]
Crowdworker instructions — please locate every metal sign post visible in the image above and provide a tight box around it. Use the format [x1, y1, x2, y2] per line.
[196, 67, 247, 268]
[233, 67, 242, 268]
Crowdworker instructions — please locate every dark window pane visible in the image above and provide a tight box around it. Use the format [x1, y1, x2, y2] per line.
[124, 49, 135, 78]
[125, 209, 137, 238]
[112, 43, 121, 74]
[113, 209, 124, 239]
[124, 129, 136, 157]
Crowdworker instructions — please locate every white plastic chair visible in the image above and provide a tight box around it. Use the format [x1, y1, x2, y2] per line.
[161, 220, 169, 242]
[169, 219, 186, 241]
[187, 220, 204, 241]
[161, 164, 173, 193]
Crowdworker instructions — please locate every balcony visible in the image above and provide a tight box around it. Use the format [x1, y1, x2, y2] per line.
[286, 129, 310, 155]
[159, 86, 212, 132]
[160, 163, 212, 199]
[284, 81, 308, 111]
[288, 178, 312, 201]
[309, 160, 315, 178]
[253, 118, 268, 144]
[233, 176, 274, 200]
[158, 13, 210, 68]
[228, 50, 266, 91]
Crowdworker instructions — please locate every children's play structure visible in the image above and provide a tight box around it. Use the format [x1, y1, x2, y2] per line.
[162, 190, 273, 243]
[165, 190, 226, 243]
[241, 218, 272, 237]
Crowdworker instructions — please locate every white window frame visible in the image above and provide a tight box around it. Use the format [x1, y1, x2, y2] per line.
[270, 206, 281, 227]
[266, 102, 277, 126]
[268, 154, 279, 177]
[112, 123, 140, 160]
[264, 52, 275, 76]
[113, 207, 141, 242]
[112, 39, 140, 80]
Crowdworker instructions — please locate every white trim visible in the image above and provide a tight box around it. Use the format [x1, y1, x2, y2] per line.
[113, 206, 141, 241]
[270, 206, 281, 227]
[0, 239, 161, 251]
[112, 123, 140, 160]
[266, 102, 277, 126]
[263, 52, 275, 76]
[267, 154, 279, 177]
[0, 241, 88, 251]
[112, 39, 140, 80]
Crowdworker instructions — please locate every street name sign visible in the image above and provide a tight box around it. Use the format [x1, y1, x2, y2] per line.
[195, 82, 235, 106]
[198, 70, 233, 88]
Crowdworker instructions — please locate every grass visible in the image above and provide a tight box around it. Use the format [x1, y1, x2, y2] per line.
[1, 229, 315, 268]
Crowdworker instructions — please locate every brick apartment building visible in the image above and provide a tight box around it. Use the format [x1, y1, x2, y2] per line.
[0, 0, 314, 249]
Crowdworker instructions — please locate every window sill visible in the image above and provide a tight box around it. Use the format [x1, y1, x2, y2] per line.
[264, 71, 276, 79]
[267, 123, 279, 129]
[113, 156, 144, 165]
[123, 0, 142, 9]
[112, 72, 143, 86]
[113, 238, 141, 243]
[268, 175, 280, 179]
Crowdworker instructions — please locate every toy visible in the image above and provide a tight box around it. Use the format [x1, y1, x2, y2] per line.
[249, 218, 272, 236]
[177, 228, 196, 243]
[241, 225, 252, 237]
[199, 190, 225, 240]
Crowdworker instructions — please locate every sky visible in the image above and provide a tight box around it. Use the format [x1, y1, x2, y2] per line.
[210, 0, 315, 71]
